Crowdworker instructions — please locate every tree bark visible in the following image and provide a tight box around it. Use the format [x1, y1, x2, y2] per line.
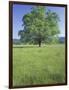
[38, 39, 41, 47]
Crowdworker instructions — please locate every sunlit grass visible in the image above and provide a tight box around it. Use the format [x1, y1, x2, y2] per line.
[13, 44, 65, 86]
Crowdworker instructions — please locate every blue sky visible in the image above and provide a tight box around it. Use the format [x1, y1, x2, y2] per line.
[13, 4, 65, 39]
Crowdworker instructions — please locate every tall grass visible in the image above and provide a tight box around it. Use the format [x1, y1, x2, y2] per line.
[13, 44, 65, 86]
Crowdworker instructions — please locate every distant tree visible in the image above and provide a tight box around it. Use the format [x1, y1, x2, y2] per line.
[18, 6, 60, 47]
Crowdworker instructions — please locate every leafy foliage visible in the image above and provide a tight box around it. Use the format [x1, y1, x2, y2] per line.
[18, 6, 60, 46]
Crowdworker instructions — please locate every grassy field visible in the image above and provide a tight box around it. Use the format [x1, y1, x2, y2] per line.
[13, 44, 65, 86]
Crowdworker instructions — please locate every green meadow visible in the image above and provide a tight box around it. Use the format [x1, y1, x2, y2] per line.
[13, 44, 65, 86]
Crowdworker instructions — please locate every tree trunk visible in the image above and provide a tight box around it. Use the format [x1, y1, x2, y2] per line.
[38, 39, 41, 47]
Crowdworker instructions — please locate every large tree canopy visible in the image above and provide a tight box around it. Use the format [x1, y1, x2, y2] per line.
[18, 6, 60, 47]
